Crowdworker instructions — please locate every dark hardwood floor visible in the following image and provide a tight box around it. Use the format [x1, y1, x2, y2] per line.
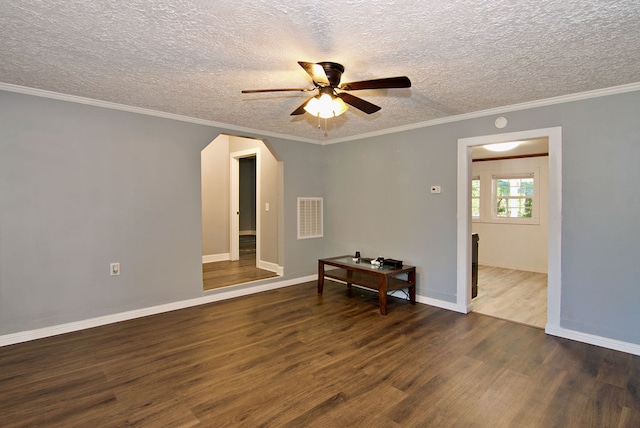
[203, 235, 278, 290]
[1, 281, 639, 427]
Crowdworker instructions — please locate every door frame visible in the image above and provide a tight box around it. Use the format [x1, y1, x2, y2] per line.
[230, 148, 260, 264]
[456, 127, 562, 331]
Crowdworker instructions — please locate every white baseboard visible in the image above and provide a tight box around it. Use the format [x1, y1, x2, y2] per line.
[6, 276, 638, 357]
[202, 254, 283, 274]
[259, 260, 284, 275]
[331, 283, 640, 356]
[545, 325, 640, 356]
[417, 295, 470, 314]
[240, 230, 256, 236]
[326, 278, 468, 314]
[0, 274, 316, 348]
[202, 253, 229, 263]
[478, 261, 548, 274]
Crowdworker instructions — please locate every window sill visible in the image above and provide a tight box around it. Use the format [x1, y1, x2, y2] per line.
[473, 218, 540, 226]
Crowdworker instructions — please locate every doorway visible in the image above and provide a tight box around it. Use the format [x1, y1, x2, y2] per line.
[201, 134, 283, 290]
[469, 138, 549, 328]
[230, 149, 260, 263]
[457, 127, 562, 332]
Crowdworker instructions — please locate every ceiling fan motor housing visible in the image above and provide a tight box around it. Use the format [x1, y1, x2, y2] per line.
[318, 62, 344, 87]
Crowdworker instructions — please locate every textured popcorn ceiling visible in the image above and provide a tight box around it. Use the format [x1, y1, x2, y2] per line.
[1, 0, 639, 143]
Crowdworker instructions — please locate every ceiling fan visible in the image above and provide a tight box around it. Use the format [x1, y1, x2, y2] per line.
[241, 61, 411, 119]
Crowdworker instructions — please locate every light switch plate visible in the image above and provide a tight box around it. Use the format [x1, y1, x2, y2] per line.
[110, 262, 120, 276]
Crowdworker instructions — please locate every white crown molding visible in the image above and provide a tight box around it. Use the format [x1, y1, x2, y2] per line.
[2, 81, 639, 146]
[322, 81, 640, 145]
[0, 82, 321, 145]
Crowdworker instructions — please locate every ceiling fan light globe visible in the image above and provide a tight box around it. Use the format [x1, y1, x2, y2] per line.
[332, 97, 348, 117]
[303, 94, 348, 118]
[303, 97, 321, 116]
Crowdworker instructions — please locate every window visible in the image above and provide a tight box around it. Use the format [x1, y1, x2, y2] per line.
[297, 197, 323, 239]
[471, 177, 480, 219]
[472, 159, 542, 225]
[494, 175, 534, 219]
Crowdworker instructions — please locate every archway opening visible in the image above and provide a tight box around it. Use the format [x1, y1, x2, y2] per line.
[201, 134, 283, 290]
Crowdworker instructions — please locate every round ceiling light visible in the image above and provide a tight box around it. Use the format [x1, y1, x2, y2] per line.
[483, 141, 522, 152]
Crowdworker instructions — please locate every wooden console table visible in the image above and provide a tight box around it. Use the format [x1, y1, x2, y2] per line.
[318, 256, 416, 315]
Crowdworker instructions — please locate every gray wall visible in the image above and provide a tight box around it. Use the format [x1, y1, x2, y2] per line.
[2, 88, 640, 348]
[557, 92, 640, 344]
[0, 91, 324, 335]
[322, 90, 640, 345]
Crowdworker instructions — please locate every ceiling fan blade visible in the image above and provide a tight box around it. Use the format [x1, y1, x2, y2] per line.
[337, 93, 381, 114]
[298, 61, 330, 87]
[339, 76, 411, 91]
[242, 88, 314, 93]
[290, 96, 315, 115]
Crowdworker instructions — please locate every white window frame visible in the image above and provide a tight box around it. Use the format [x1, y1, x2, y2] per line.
[472, 167, 540, 225]
[471, 176, 481, 219]
[490, 170, 539, 225]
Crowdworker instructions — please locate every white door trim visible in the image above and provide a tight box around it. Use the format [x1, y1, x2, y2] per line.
[230, 148, 260, 265]
[457, 127, 562, 331]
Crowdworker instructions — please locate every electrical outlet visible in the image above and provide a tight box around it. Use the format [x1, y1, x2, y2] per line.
[430, 185, 442, 194]
[110, 262, 120, 276]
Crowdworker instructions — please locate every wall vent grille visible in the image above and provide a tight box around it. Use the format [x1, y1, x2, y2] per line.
[297, 197, 323, 239]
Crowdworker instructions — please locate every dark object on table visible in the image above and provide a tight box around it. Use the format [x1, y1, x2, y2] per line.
[382, 258, 403, 269]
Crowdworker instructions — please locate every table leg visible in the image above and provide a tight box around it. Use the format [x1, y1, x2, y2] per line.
[378, 276, 388, 315]
[318, 260, 324, 295]
[408, 269, 416, 305]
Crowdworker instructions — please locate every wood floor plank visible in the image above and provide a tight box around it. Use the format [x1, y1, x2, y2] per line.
[1, 281, 639, 427]
[626, 356, 640, 411]
[619, 406, 640, 427]
[202, 235, 278, 290]
[473, 265, 547, 328]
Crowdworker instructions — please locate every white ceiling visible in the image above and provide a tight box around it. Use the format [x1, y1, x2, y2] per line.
[1, 0, 639, 144]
